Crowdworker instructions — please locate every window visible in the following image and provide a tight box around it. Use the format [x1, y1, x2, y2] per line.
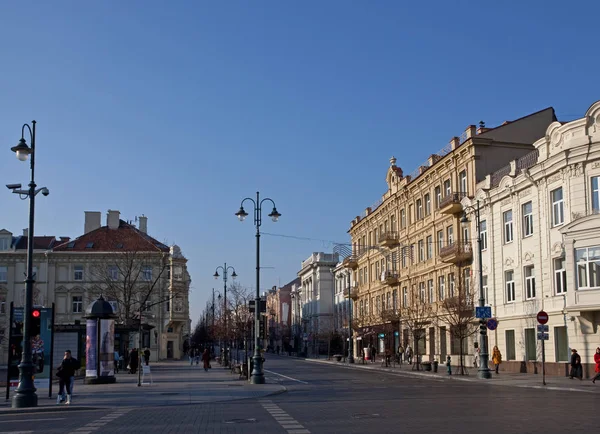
[419, 282, 425, 303]
[392, 289, 398, 311]
[459, 170, 467, 194]
[427, 279, 434, 303]
[416, 199, 423, 220]
[390, 215, 396, 232]
[174, 266, 183, 280]
[576, 247, 600, 289]
[449, 273, 455, 297]
[375, 263, 379, 281]
[505, 330, 516, 360]
[525, 328, 536, 361]
[447, 226, 454, 244]
[522, 201, 533, 237]
[480, 220, 487, 250]
[0, 238, 10, 250]
[418, 240, 424, 262]
[503, 210, 513, 243]
[74, 265, 83, 281]
[400, 209, 406, 229]
[462, 227, 469, 245]
[72, 296, 83, 313]
[551, 187, 564, 226]
[435, 186, 441, 208]
[408, 205, 413, 224]
[464, 268, 471, 301]
[444, 179, 451, 197]
[109, 266, 119, 281]
[438, 275, 445, 300]
[108, 300, 118, 314]
[437, 230, 443, 251]
[424, 194, 431, 216]
[376, 296, 381, 313]
[0, 266, 7, 283]
[482, 275, 488, 305]
[386, 292, 391, 311]
[554, 257, 567, 294]
[524, 266, 536, 299]
[426, 235, 432, 260]
[402, 287, 408, 307]
[554, 326, 569, 362]
[505, 270, 515, 302]
[142, 266, 152, 281]
[592, 176, 600, 211]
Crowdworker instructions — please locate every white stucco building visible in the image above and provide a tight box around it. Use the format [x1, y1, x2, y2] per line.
[297, 252, 339, 355]
[468, 100, 600, 375]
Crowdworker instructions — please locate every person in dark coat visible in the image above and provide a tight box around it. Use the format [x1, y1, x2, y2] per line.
[202, 348, 211, 371]
[569, 349, 582, 380]
[129, 348, 139, 374]
[56, 350, 80, 405]
[143, 348, 151, 365]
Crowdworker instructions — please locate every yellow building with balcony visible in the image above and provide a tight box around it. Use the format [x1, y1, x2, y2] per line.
[345, 107, 557, 364]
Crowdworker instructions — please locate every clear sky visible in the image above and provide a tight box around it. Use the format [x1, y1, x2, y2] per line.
[1, 1, 598, 326]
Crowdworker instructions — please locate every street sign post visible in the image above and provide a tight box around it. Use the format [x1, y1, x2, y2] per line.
[475, 306, 492, 319]
[486, 318, 498, 331]
[536, 311, 549, 385]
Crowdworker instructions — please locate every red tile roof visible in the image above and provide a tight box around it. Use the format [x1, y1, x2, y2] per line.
[53, 220, 169, 253]
[15, 236, 60, 250]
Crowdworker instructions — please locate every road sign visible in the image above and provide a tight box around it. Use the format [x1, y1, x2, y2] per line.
[537, 332, 549, 340]
[537, 324, 549, 333]
[475, 306, 492, 319]
[486, 318, 498, 331]
[378, 333, 385, 338]
[536, 310, 549, 325]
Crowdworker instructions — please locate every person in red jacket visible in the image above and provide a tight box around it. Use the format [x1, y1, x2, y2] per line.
[592, 347, 600, 384]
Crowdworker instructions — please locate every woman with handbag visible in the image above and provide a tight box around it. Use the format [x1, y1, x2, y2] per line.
[56, 350, 80, 405]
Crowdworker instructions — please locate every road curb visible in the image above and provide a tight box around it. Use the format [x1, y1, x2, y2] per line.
[0, 405, 103, 415]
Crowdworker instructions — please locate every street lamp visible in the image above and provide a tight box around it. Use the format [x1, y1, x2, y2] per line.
[213, 263, 237, 367]
[235, 191, 280, 384]
[346, 271, 355, 363]
[7, 121, 50, 408]
[460, 200, 492, 380]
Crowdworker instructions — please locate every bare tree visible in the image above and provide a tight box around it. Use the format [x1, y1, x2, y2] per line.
[398, 282, 436, 370]
[439, 268, 478, 375]
[227, 282, 253, 363]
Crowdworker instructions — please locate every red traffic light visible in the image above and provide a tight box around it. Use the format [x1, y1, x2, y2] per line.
[32, 309, 41, 318]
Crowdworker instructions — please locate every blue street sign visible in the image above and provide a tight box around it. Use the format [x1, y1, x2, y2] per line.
[486, 318, 498, 331]
[475, 306, 492, 319]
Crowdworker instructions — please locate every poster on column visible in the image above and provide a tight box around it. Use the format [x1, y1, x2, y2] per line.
[99, 319, 114, 377]
[86, 319, 97, 377]
[33, 308, 53, 388]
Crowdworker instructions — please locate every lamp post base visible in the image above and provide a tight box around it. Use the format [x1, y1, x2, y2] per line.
[347, 355, 355, 364]
[12, 392, 38, 408]
[477, 367, 493, 379]
[12, 364, 38, 408]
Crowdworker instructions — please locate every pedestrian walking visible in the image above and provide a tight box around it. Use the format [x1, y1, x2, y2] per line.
[592, 347, 600, 384]
[129, 348, 139, 374]
[492, 346, 502, 374]
[446, 354, 452, 375]
[405, 345, 413, 365]
[202, 348, 211, 371]
[56, 350, 80, 405]
[569, 349, 582, 380]
[144, 348, 151, 365]
[114, 350, 120, 373]
[397, 344, 404, 365]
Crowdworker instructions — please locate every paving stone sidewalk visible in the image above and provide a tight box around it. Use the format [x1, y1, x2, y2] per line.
[302, 356, 600, 394]
[0, 360, 286, 413]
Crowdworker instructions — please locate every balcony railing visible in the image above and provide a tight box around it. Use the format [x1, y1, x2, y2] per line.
[439, 192, 467, 214]
[342, 255, 359, 270]
[379, 231, 400, 248]
[439, 241, 473, 264]
[382, 271, 400, 285]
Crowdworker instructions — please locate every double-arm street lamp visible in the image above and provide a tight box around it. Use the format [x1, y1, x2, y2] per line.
[460, 200, 492, 380]
[7, 121, 50, 408]
[235, 192, 281, 384]
[346, 272, 355, 364]
[213, 263, 237, 367]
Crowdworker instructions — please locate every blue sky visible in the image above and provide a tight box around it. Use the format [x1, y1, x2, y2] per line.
[1, 1, 598, 325]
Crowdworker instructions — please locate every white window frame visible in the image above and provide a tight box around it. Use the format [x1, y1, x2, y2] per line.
[438, 275, 445, 300]
[449, 273, 455, 297]
[506, 270, 516, 303]
[109, 266, 119, 281]
[554, 257, 567, 294]
[592, 176, 600, 212]
[419, 282, 425, 303]
[551, 187, 564, 226]
[427, 279, 434, 303]
[418, 240, 424, 262]
[524, 266, 536, 299]
[435, 186, 441, 208]
[416, 199, 423, 220]
[460, 170, 467, 194]
[74, 265, 84, 281]
[482, 275, 489, 305]
[424, 194, 431, 216]
[426, 235, 432, 260]
[480, 220, 487, 250]
[522, 201, 533, 237]
[503, 210, 513, 244]
[0, 266, 7, 283]
[400, 209, 406, 229]
[576, 246, 600, 290]
[444, 179, 451, 196]
[72, 295, 83, 313]
[402, 287, 408, 307]
[0, 238, 10, 251]
[447, 226, 454, 244]
[437, 230, 444, 251]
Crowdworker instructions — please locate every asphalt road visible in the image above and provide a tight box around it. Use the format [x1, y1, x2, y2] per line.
[0, 355, 596, 434]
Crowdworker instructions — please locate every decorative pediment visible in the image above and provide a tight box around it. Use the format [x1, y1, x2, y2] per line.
[523, 252, 534, 263]
[504, 257, 514, 268]
[552, 242, 564, 257]
[560, 213, 600, 235]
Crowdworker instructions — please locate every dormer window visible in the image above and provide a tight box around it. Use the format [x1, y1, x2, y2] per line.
[67, 241, 75, 249]
[0, 238, 10, 251]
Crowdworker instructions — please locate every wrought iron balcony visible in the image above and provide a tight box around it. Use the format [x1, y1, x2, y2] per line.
[382, 271, 399, 285]
[379, 231, 400, 248]
[439, 241, 473, 264]
[345, 286, 360, 300]
[342, 255, 359, 270]
[439, 192, 466, 215]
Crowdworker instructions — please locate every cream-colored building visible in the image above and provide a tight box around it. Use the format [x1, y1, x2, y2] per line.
[469, 100, 600, 375]
[0, 210, 191, 365]
[345, 107, 557, 362]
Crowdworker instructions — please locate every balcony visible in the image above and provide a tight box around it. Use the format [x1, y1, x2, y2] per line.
[345, 286, 360, 300]
[439, 192, 466, 215]
[342, 255, 358, 270]
[382, 271, 399, 285]
[379, 231, 400, 248]
[439, 241, 473, 264]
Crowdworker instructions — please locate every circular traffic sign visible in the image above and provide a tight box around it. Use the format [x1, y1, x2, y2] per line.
[486, 318, 498, 331]
[537, 310, 549, 325]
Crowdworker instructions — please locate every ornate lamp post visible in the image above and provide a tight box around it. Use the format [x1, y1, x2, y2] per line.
[213, 263, 237, 367]
[460, 200, 492, 380]
[346, 271, 355, 363]
[235, 192, 281, 384]
[7, 121, 50, 408]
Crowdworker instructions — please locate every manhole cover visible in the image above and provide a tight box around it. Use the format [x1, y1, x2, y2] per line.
[160, 392, 180, 396]
[224, 418, 257, 424]
[352, 414, 380, 419]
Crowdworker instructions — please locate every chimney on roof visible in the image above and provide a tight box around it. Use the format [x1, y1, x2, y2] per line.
[84, 211, 102, 234]
[23, 229, 28, 236]
[60, 237, 71, 243]
[107, 210, 120, 230]
[138, 215, 148, 234]
[465, 125, 477, 140]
